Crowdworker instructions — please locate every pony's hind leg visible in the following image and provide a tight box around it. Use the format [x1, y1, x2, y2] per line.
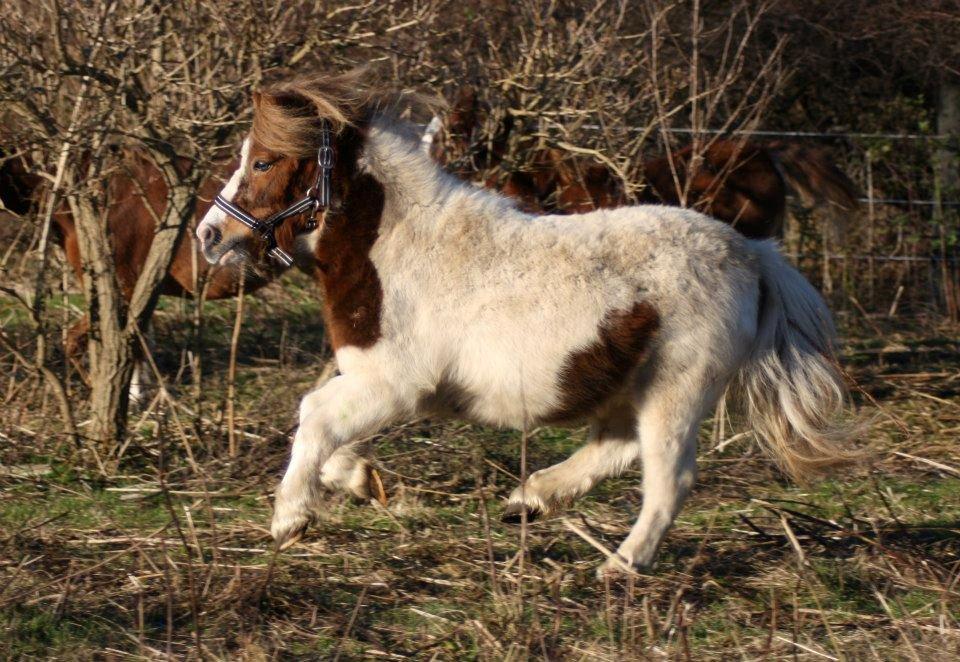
[64, 316, 90, 359]
[597, 385, 710, 577]
[129, 360, 153, 406]
[129, 322, 157, 407]
[503, 404, 639, 522]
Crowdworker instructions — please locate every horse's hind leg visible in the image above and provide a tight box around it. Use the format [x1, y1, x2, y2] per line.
[129, 322, 156, 407]
[597, 385, 710, 577]
[128, 360, 155, 406]
[503, 404, 639, 522]
[65, 316, 90, 359]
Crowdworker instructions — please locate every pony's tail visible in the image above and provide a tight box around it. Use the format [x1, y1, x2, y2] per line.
[735, 241, 864, 481]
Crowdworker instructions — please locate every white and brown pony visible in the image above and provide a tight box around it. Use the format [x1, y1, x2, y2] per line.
[196, 72, 860, 575]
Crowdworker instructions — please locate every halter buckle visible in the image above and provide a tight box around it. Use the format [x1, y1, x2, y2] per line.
[317, 145, 334, 169]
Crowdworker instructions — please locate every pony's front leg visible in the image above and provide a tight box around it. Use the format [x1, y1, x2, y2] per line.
[271, 374, 405, 550]
[504, 406, 639, 521]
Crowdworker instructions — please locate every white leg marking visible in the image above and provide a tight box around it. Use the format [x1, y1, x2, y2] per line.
[598, 390, 707, 578]
[271, 374, 405, 548]
[129, 360, 146, 406]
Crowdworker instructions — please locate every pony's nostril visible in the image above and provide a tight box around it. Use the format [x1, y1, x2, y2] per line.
[198, 224, 220, 249]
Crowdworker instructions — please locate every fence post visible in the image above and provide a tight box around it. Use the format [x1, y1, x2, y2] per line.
[935, 82, 960, 323]
[866, 153, 876, 308]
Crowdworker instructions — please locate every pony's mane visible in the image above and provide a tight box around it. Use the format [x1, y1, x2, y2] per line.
[252, 69, 436, 157]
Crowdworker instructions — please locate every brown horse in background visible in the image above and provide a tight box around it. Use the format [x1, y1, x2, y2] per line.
[0, 148, 284, 396]
[427, 88, 860, 239]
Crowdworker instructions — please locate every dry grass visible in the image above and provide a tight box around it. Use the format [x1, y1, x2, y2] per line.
[1, 274, 959, 660]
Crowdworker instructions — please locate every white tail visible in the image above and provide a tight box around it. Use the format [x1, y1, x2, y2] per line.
[737, 241, 863, 480]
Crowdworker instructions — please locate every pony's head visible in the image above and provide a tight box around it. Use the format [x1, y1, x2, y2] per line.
[197, 70, 389, 268]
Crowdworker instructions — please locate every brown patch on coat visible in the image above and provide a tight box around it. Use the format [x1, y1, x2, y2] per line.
[8, 149, 277, 359]
[544, 302, 660, 423]
[231, 104, 385, 352]
[313, 170, 385, 351]
[764, 141, 861, 211]
[0, 149, 42, 216]
[229, 139, 320, 263]
[231, 76, 389, 352]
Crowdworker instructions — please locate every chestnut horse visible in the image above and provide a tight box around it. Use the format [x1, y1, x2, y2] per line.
[428, 88, 860, 239]
[0, 149, 287, 398]
[197, 71, 859, 575]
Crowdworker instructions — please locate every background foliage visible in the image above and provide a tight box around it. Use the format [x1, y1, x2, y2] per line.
[1, 1, 958, 659]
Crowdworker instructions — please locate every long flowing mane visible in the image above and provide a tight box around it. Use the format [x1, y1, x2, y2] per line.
[252, 69, 435, 157]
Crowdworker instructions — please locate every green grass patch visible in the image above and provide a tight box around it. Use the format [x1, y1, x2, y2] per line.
[2, 604, 117, 658]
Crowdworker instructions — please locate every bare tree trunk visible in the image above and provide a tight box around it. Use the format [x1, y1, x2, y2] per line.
[87, 323, 136, 445]
[68, 171, 132, 445]
[2, 0, 361, 452]
[71, 171, 197, 445]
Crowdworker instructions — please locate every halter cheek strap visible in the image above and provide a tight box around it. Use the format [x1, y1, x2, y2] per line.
[213, 119, 335, 268]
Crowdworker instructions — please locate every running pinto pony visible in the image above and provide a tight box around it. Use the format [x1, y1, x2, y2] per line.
[197, 72, 860, 575]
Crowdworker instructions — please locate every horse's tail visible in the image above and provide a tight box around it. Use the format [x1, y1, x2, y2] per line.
[735, 240, 864, 481]
[765, 141, 861, 214]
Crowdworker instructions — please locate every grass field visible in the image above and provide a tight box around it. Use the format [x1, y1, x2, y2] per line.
[1, 275, 959, 660]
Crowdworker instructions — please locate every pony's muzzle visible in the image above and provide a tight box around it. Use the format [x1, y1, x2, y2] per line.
[197, 222, 221, 253]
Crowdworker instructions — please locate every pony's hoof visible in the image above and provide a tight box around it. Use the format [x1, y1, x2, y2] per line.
[321, 457, 387, 505]
[366, 466, 388, 506]
[271, 512, 311, 551]
[501, 502, 542, 524]
[595, 554, 648, 580]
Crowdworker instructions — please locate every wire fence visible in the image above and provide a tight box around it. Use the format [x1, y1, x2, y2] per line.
[649, 127, 950, 141]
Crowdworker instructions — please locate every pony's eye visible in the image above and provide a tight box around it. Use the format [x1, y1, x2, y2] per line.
[253, 160, 274, 172]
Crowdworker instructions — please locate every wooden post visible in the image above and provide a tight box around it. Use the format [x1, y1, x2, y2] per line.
[821, 220, 833, 299]
[866, 154, 876, 308]
[935, 80, 960, 322]
[226, 271, 245, 457]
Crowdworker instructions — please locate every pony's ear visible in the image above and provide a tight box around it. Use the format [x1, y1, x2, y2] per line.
[253, 91, 263, 109]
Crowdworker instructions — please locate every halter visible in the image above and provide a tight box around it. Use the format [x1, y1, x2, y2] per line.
[213, 120, 335, 268]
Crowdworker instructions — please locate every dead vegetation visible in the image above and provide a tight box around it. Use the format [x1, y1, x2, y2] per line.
[1, 277, 958, 660]
[1, 0, 959, 659]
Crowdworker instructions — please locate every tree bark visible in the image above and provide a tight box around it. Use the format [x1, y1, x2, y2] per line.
[70, 165, 197, 446]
